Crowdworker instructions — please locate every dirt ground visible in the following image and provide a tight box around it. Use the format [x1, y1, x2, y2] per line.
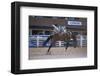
[29, 47, 87, 60]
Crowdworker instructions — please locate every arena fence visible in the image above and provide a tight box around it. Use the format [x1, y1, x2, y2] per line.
[29, 35, 87, 48]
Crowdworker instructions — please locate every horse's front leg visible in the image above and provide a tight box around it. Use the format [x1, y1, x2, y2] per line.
[47, 41, 55, 55]
[43, 35, 52, 46]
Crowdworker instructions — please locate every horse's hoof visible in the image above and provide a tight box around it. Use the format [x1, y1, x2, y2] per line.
[47, 52, 51, 55]
[65, 49, 67, 52]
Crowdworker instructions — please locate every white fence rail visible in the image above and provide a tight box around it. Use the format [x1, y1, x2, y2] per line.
[29, 35, 87, 47]
[77, 35, 87, 47]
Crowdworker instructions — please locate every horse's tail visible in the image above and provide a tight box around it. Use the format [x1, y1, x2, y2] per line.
[43, 35, 52, 46]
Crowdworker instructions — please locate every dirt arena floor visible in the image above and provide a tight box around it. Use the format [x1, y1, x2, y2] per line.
[29, 47, 87, 60]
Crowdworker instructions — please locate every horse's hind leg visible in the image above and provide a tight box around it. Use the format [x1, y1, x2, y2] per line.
[73, 39, 77, 48]
[65, 41, 69, 52]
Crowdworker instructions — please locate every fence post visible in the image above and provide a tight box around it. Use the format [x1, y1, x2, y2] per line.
[59, 41, 61, 47]
[80, 35, 83, 48]
[37, 35, 39, 47]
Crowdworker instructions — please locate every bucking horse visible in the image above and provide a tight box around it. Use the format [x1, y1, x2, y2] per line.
[43, 24, 77, 54]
